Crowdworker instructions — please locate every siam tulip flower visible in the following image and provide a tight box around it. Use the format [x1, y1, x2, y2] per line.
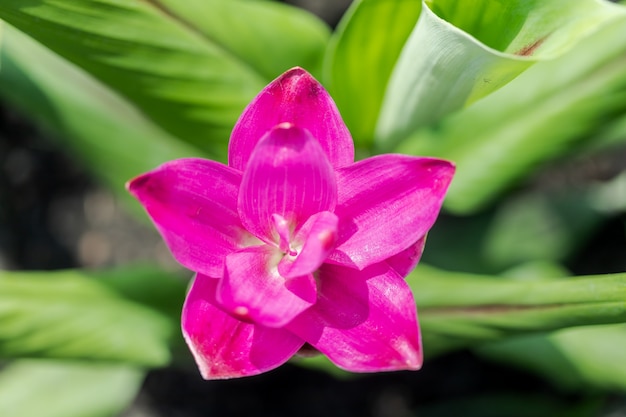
[127, 67, 454, 379]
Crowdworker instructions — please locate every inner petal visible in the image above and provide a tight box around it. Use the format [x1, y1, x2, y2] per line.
[278, 211, 338, 279]
[272, 213, 297, 256]
[217, 245, 317, 328]
[238, 124, 338, 244]
[228, 67, 355, 171]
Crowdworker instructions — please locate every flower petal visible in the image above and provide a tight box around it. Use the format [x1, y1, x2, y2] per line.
[386, 236, 427, 278]
[287, 262, 422, 372]
[278, 211, 339, 279]
[127, 158, 249, 277]
[182, 274, 304, 380]
[229, 67, 354, 170]
[329, 155, 455, 270]
[238, 124, 337, 243]
[217, 246, 317, 328]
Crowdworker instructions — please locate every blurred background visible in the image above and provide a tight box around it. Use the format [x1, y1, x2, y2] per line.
[1, 1, 626, 416]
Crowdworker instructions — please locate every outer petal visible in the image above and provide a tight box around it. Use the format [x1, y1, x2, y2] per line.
[182, 274, 304, 380]
[278, 211, 338, 279]
[287, 262, 422, 372]
[127, 158, 249, 277]
[229, 67, 354, 170]
[238, 124, 337, 243]
[328, 155, 455, 270]
[217, 246, 317, 328]
[386, 236, 427, 278]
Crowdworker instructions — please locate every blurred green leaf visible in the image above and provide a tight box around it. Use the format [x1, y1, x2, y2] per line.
[0, 24, 201, 208]
[480, 324, 626, 392]
[481, 190, 603, 270]
[292, 355, 352, 379]
[94, 265, 188, 323]
[410, 265, 626, 357]
[0, 360, 143, 417]
[0, 0, 329, 158]
[324, 0, 421, 145]
[376, 0, 624, 147]
[157, 0, 329, 81]
[0, 268, 178, 366]
[422, 175, 620, 274]
[585, 111, 626, 151]
[398, 15, 626, 213]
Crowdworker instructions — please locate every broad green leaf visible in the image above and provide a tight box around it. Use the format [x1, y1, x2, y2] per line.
[0, 268, 178, 366]
[324, 0, 422, 145]
[480, 324, 626, 392]
[0, 360, 143, 417]
[481, 190, 604, 270]
[156, 0, 329, 80]
[376, 0, 625, 148]
[422, 171, 621, 274]
[584, 110, 626, 151]
[422, 187, 607, 274]
[397, 15, 626, 213]
[292, 355, 352, 379]
[0, 24, 201, 208]
[0, 0, 329, 158]
[409, 264, 626, 357]
[76, 265, 188, 325]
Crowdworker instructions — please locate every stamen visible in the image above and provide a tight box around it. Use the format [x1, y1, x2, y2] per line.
[272, 213, 292, 253]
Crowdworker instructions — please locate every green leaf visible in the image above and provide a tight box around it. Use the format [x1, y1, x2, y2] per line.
[422, 187, 607, 274]
[0, 360, 143, 417]
[0, 24, 201, 208]
[0, 268, 178, 366]
[324, 0, 422, 145]
[93, 265, 188, 325]
[481, 190, 604, 270]
[584, 110, 626, 151]
[376, 0, 625, 148]
[156, 0, 329, 80]
[291, 355, 353, 379]
[397, 15, 626, 213]
[480, 324, 626, 392]
[409, 264, 626, 357]
[0, 0, 329, 158]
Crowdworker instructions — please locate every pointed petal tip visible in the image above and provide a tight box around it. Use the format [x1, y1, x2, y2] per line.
[423, 157, 456, 199]
[229, 66, 354, 170]
[183, 275, 304, 380]
[333, 349, 423, 373]
[125, 172, 149, 196]
[330, 155, 456, 270]
[125, 158, 244, 277]
[287, 263, 423, 373]
[276, 66, 314, 83]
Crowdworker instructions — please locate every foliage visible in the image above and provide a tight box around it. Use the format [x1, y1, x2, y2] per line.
[0, 0, 625, 415]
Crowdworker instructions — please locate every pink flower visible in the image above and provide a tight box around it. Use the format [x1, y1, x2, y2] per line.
[127, 68, 454, 379]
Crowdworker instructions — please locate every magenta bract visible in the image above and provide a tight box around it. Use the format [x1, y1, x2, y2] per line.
[127, 68, 455, 379]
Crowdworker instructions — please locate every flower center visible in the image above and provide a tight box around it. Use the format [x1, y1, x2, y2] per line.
[272, 213, 298, 256]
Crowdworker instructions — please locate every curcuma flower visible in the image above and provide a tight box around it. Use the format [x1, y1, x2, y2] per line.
[127, 68, 454, 379]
